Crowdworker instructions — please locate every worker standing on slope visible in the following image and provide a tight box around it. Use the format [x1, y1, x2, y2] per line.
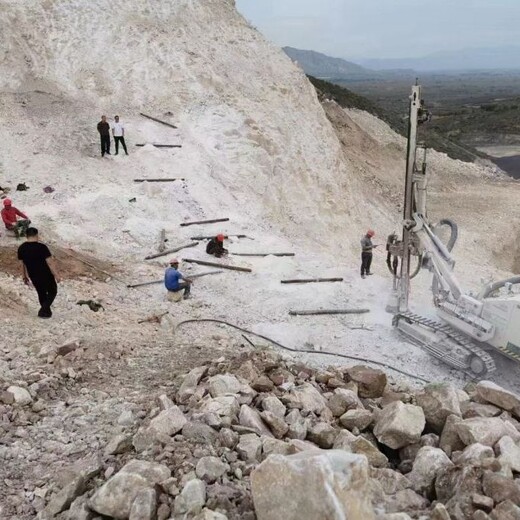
[164, 258, 193, 300]
[206, 234, 228, 258]
[97, 115, 111, 157]
[1, 198, 30, 238]
[361, 229, 376, 279]
[18, 227, 60, 318]
[112, 115, 128, 156]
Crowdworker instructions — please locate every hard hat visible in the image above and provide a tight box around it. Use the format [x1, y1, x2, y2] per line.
[169, 258, 179, 265]
[216, 234, 225, 241]
[3, 198, 12, 206]
[367, 229, 375, 237]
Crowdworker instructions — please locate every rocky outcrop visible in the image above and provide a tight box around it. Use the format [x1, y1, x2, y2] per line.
[29, 350, 520, 520]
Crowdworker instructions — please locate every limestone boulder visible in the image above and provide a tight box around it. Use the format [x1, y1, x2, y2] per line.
[452, 443, 494, 465]
[208, 373, 242, 397]
[6, 386, 32, 406]
[406, 446, 453, 494]
[128, 488, 157, 520]
[90, 474, 152, 519]
[199, 395, 240, 418]
[440, 414, 466, 456]
[284, 383, 328, 414]
[349, 436, 388, 468]
[431, 503, 451, 520]
[285, 409, 308, 440]
[339, 409, 373, 431]
[455, 417, 520, 447]
[67, 496, 94, 520]
[262, 438, 293, 458]
[90, 460, 170, 519]
[182, 422, 218, 445]
[260, 411, 289, 439]
[472, 494, 494, 513]
[236, 433, 262, 462]
[476, 381, 520, 417]
[193, 509, 229, 520]
[195, 457, 228, 483]
[435, 465, 483, 502]
[383, 489, 429, 514]
[174, 479, 207, 516]
[327, 389, 363, 417]
[239, 405, 273, 437]
[306, 422, 338, 449]
[416, 382, 461, 433]
[496, 436, 520, 473]
[105, 434, 133, 456]
[252, 375, 274, 392]
[346, 366, 387, 398]
[490, 500, 520, 519]
[41, 476, 85, 519]
[373, 401, 425, 449]
[178, 366, 207, 404]
[219, 428, 239, 449]
[461, 401, 502, 419]
[251, 450, 375, 520]
[148, 405, 187, 439]
[482, 471, 520, 506]
[370, 468, 411, 495]
[333, 429, 357, 450]
[261, 396, 286, 419]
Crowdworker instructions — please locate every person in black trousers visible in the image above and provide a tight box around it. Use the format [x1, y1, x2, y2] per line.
[206, 234, 228, 258]
[360, 229, 376, 279]
[18, 228, 60, 318]
[97, 115, 111, 156]
[111, 115, 128, 155]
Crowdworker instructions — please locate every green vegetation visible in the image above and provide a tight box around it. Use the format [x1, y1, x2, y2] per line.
[309, 73, 520, 163]
[308, 76, 482, 162]
[308, 75, 396, 128]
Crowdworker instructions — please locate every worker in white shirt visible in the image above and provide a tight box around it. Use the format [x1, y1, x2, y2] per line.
[111, 115, 128, 155]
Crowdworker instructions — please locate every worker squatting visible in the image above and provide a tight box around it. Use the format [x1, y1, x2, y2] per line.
[8, 204, 389, 316]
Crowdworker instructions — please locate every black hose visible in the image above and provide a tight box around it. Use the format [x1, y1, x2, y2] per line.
[174, 318, 431, 384]
[434, 218, 458, 252]
[431, 218, 458, 298]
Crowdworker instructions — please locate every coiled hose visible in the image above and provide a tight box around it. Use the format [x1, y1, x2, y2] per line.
[431, 218, 458, 299]
[175, 318, 431, 384]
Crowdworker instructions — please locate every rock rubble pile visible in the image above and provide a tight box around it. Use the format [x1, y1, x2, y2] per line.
[8, 350, 520, 520]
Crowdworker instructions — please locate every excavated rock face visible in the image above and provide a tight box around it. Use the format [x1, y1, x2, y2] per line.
[17, 350, 520, 519]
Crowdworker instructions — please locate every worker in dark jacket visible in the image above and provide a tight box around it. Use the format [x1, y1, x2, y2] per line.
[97, 115, 111, 157]
[360, 229, 377, 279]
[206, 234, 228, 258]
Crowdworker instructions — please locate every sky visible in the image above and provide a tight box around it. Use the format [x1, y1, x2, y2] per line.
[235, 0, 520, 60]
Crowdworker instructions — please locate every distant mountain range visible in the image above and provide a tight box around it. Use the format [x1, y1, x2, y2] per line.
[284, 46, 520, 77]
[358, 46, 520, 71]
[283, 47, 382, 80]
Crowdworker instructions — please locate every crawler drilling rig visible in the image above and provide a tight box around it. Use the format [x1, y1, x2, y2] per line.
[389, 84, 520, 376]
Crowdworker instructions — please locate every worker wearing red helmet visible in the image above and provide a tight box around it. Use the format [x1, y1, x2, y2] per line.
[1, 198, 30, 238]
[360, 229, 377, 279]
[206, 234, 228, 258]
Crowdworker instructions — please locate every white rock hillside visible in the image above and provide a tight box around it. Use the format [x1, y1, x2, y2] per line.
[0, 0, 380, 253]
